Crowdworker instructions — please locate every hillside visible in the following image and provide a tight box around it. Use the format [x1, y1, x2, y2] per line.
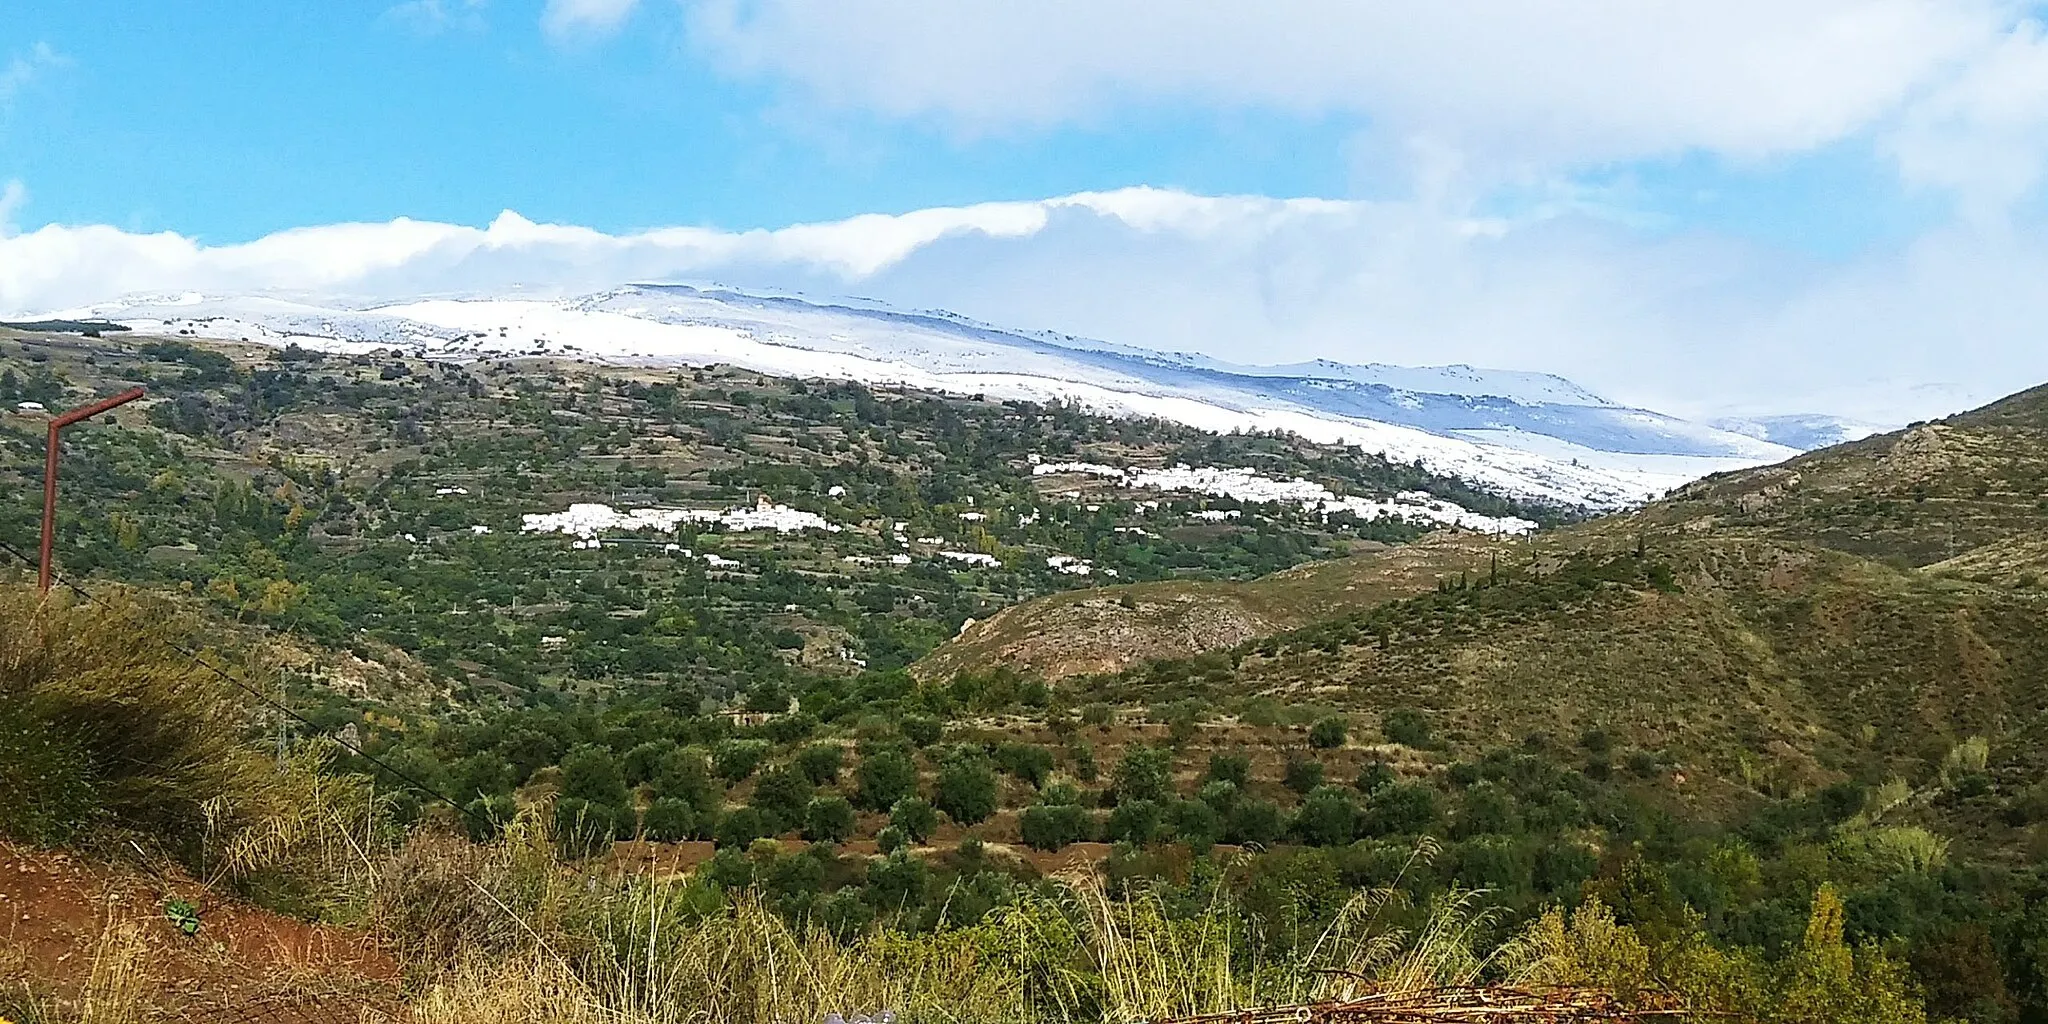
[56, 286, 1800, 505]
[5, 335, 2045, 1022]
[927, 381, 2048, 683]
[0, 326, 1550, 713]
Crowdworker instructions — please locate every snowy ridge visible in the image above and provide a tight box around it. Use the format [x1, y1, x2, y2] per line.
[62, 286, 1801, 507]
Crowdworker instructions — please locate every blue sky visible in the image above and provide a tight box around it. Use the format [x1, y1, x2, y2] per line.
[0, 0, 1964, 251]
[4, 2, 1363, 239]
[5, 2, 2048, 420]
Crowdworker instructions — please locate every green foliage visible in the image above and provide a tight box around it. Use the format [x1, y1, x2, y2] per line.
[1111, 745, 1174, 804]
[1105, 798, 1165, 845]
[795, 742, 844, 785]
[857, 747, 918, 811]
[643, 797, 697, 841]
[714, 739, 771, 782]
[889, 797, 939, 842]
[933, 749, 999, 825]
[1020, 802, 1093, 851]
[1308, 716, 1348, 749]
[1282, 755, 1325, 795]
[749, 765, 814, 832]
[1205, 752, 1250, 787]
[1383, 707, 1432, 747]
[802, 795, 856, 844]
[1363, 782, 1440, 837]
[1292, 786, 1359, 846]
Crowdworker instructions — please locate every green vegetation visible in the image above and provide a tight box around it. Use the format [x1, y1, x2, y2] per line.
[8, 325, 2048, 1022]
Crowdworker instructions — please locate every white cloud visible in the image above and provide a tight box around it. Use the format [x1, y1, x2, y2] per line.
[543, 0, 641, 40]
[384, 0, 489, 35]
[0, 180, 24, 235]
[6, 187, 2046, 424]
[1888, 16, 2048, 222]
[1, 42, 64, 108]
[682, 0, 2007, 167]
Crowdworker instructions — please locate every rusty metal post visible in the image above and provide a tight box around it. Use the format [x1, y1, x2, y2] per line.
[39, 386, 146, 594]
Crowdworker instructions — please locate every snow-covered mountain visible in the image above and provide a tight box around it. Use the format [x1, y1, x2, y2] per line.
[1710, 414, 1889, 451]
[56, 285, 1799, 507]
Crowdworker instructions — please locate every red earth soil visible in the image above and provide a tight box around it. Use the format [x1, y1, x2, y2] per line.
[0, 842, 401, 1022]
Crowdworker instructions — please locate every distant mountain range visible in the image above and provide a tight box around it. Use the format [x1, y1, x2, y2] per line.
[56, 284, 1821, 507]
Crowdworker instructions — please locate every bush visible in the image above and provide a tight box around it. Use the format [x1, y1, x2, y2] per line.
[1106, 798, 1165, 845]
[714, 806, 771, 849]
[857, 747, 918, 811]
[1309, 717, 1348, 749]
[1019, 803, 1092, 851]
[934, 751, 999, 825]
[643, 797, 697, 841]
[802, 795, 856, 844]
[1363, 782, 1440, 836]
[900, 714, 943, 746]
[1112, 746, 1174, 804]
[1206, 752, 1251, 787]
[1168, 798, 1224, 853]
[1293, 786, 1359, 846]
[890, 796, 939, 842]
[0, 590, 362, 872]
[621, 740, 671, 786]
[1227, 798, 1286, 847]
[555, 797, 624, 856]
[651, 748, 720, 815]
[994, 743, 1055, 788]
[1383, 708, 1431, 747]
[749, 765, 813, 832]
[1283, 755, 1325, 795]
[796, 743, 844, 785]
[714, 739, 771, 782]
[1353, 760, 1396, 795]
[560, 744, 629, 806]
[876, 825, 910, 854]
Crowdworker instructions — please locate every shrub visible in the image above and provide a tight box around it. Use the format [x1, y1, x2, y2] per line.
[651, 748, 720, 815]
[1206, 752, 1251, 787]
[749, 765, 813, 832]
[1019, 803, 1091, 851]
[714, 739, 771, 782]
[1363, 782, 1440, 836]
[1168, 798, 1224, 853]
[0, 589, 373, 880]
[1112, 746, 1174, 804]
[864, 850, 930, 911]
[643, 797, 697, 841]
[1106, 798, 1165, 845]
[1282, 755, 1325, 795]
[875, 825, 909, 854]
[856, 747, 918, 811]
[934, 751, 999, 825]
[1308, 717, 1348, 749]
[620, 741, 671, 786]
[796, 743, 844, 785]
[1227, 799, 1286, 847]
[1293, 786, 1359, 846]
[900, 714, 943, 747]
[714, 806, 771, 849]
[555, 797, 623, 856]
[890, 797, 939, 842]
[1383, 707, 1431, 747]
[1353, 760, 1396, 794]
[802, 795, 856, 844]
[994, 743, 1055, 788]
[560, 744, 629, 806]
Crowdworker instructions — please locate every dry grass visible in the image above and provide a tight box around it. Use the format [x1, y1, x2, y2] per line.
[76, 919, 149, 1024]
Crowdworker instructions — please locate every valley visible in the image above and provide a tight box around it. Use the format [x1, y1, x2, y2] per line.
[3, 321, 2045, 1024]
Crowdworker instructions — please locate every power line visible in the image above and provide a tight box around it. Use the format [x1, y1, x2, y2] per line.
[0, 536, 494, 832]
